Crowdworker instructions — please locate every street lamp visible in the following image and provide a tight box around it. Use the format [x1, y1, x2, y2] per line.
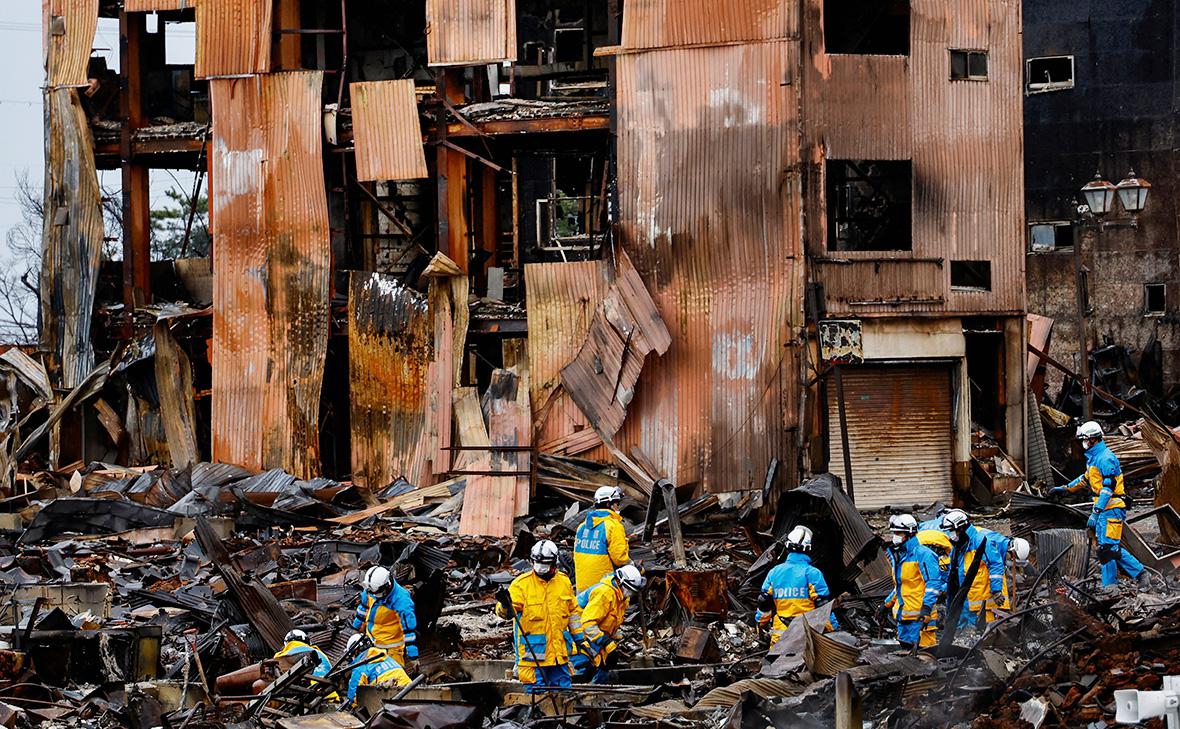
[1073, 168, 1152, 419]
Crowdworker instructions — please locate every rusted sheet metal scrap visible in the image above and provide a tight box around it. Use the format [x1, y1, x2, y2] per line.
[458, 367, 528, 538]
[195, 0, 272, 79]
[44, 0, 98, 89]
[350, 80, 429, 182]
[154, 321, 200, 469]
[425, 0, 518, 67]
[424, 253, 469, 477]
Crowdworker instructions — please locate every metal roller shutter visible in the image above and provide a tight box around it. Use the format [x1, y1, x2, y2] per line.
[828, 364, 954, 509]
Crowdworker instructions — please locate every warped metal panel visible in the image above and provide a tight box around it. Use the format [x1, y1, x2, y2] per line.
[195, 0, 272, 79]
[154, 321, 200, 468]
[351, 81, 428, 182]
[348, 272, 433, 497]
[44, 0, 98, 89]
[210, 72, 329, 478]
[615, 42, 804, 491]
[524, 261, 610, 457]
[827, 365, 954, 509]
[125, 0, 191, 10]
[40, 88, 103, 388]
[812, 258, 945, 312]
[426, 0, 517, 66]
[811, 54, 909, 160]
[621, 0, 794, 50]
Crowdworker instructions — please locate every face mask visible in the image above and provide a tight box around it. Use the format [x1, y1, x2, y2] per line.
[948, 532, 960, 543]
[890, 533, 905, 546]
[533, 562, 555, 580]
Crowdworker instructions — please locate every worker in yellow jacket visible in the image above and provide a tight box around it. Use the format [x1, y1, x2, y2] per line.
[915, 530, 952, 648]
[496, 540, 584, 693]
[571, 565, 645, 683]
[343, 634, 410, 706]
[754, 526, 838, 645]
[574, 486, 630, 593]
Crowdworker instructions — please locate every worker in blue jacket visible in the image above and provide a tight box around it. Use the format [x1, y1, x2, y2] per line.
[941, 510, 1007, 628]
[1050, 420, 1149, 589]
[352, 566, 418, 667]
[754, 526, 838, 646]
[883, 514, 942, 649]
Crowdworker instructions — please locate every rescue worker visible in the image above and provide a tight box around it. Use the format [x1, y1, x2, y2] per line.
[574, 486, 631, 593]
[343, 634, 411, 706]
[941, 509, 1007, 628]
[915, 530, 953, 648]
[495, 540, 584, 693]
[274, 629, 332, 679]
[1049, 420, 1149, 588]
[977, 529, 1032, 619]
[351, 565, 418, 667]
[883, 514, 942, 650]
[754, 526, 838, 645]
[571, 564, 645, 684]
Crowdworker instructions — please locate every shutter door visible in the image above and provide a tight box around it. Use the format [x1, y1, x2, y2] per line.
[828, 364, 954, 510]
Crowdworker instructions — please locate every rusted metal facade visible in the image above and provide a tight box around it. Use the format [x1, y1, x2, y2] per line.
[425, 0, 517, 66]
[195, 0, 273, 79]
[620, 0, 796, 50]
[40, 88, 103, 389]
[348, 272, 433, 498]
[43, 0, 97, 89]
[210, 72, 330, 479]
[615, 41, 804, 491]
[350, 81, 429, 183]
[124, 0, 189, 10]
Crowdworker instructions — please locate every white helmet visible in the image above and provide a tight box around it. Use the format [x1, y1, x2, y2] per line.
[615, 564, 645, 595]
[594, 486, 623, 507]
[284, 629, 308, 644]
[888, 514, 918, 536]
[346, 633, 364, 652]
[1010, 537, 1031, 562]
[530, 540, 559, 578]
[362, 565, 393, 597]
[941, 509, 970, 532]
[786, 525, 813, 552]
[1076, 420, 1103, 441]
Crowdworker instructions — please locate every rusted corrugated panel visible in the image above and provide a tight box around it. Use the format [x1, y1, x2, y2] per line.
[459, 367, 529, 536]
[524, 261, 610, 458]
[125, 0, 191, 10]
[615, 42, 803, 492]
[195, 0, 272, 79]
[154, 321, 200, 468]
[348, 272, 433, 498]
[40, 88, 103, 388]
[827, 365, 953, 509]
[210, 72, 329, 478]
[810, 54, 909, 160]
[812, 258, 945, 311]
[424, 254, 468, 476]
[351, 81, 428, 182]
[425, 0, 517, 66]
[621, 0, 795, 51]
[44, 0, 97, 89]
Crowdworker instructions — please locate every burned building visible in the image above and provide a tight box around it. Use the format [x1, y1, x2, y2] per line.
[36, 0, 1026, 517]
[1024, 0, 1180, 411]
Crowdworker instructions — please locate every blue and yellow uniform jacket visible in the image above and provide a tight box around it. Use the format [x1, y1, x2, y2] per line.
[352, 582, 418, 664]
[575, 574, 628, 666]
[496, 570, 583, 668]
[950, 525, 1006, 613]
[274, 640, 332, 678]
[755, 552, 838, 643]
[885, 537, 943, 621]
[346, 648, 410, 703]
[574, 509, 630, 594]
[1064, 439, 1126, 512]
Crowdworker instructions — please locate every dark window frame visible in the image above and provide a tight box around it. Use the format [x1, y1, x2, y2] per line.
[1028, 221, 1074, 252]
[950, 260, 992, 292]
[1026, 55, 1075, 94]
[825, 159, 913, 252]
[1145, 283, 1167, 316]
[949, 49, 989, 81]
[823, 0, 911, 56]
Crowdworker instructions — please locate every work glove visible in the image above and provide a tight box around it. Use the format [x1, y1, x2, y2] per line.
[917, 605, 933, 623]
[991, 590, 1008, 608]
[1087, 512, 1098, 530]
[756, 592, 774, 613]
[495, 587, 513, 614]
[1048, 487, 1067, 497]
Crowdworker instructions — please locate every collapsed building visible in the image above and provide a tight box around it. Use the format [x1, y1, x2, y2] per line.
[35, 0, 1028, 516]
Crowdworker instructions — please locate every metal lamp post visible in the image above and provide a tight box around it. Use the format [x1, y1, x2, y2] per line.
[1073, 170, 1151, 419]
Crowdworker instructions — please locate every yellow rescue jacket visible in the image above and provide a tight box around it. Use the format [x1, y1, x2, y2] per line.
[574, 509, 630, 593]
[1065, 440, 1126, 511]
[576, 575, 629, 666]
[496, 571, 583, 667]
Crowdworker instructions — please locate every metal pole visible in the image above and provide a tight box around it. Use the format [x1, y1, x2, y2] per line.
[835, 671, 861, 729]
[834, 366, 855, 501]
[1073, 221, 1092, 419]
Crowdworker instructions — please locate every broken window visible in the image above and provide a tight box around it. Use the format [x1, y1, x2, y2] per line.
[824, 0, 910, 55]
[949, 49, 988, 81]
[1027, 56, 1074, 94]
[1145, 283, 1166, 315]
[826, 160, 912, 251]
[520, 152, 608, 261]
[1029, 221, 1073, 252]
[951, 261, 991, 291]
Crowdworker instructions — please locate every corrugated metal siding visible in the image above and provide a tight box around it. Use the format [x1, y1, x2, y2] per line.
[524, 261, 610, 458]
[621, 0, 795, 50]
[40, 88, 103, 388]
[802, 0, 1024, 317]
[125, 0, 191, 10]
[812, 259, 945, 310]
[351, 80, 428, 182]
[348, 272, 433, 496]
[615, 42, 804, 491]
[44, 0, 97, 89]
[426, 0, 517, 66]
[195, 0, 272, 79]
[827, 365, 953, 509]
[210, 72, 330, 478]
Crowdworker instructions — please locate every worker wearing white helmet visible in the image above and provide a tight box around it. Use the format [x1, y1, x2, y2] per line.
[754, 526, 839, 646]
[274, 628, 332, 680]
[495, 540, 584, 693]
[571, 564, 646, 683]
[883, 514, 943, 649]
[1049, 420, 1148, 589]
[974, 529, 1032, 622]
[351, 565, 418, 667]
[941, 510, 1007, 629]
[574, 485, 631, 593]
[342, 633, 410, 705]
